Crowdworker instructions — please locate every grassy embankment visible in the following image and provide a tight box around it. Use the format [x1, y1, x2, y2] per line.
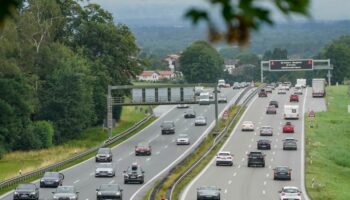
[305, 85, 350, 200]
[0, 106, 151, 181]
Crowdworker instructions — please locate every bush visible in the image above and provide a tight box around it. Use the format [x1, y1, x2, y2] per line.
[31, 121, 54, 148]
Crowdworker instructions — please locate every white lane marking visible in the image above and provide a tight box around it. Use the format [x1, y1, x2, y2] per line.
[184, 128, 189, 131]
[191, 122, 194, 126]
[266, 173, 270, 178]
[164, 145, 168, 149]
[275, 138, 278, 142]
[228, 180, 232, 184]
[238, 165, 241, 168]
[73, 180, 80, 184]
[270, 158, 274, 162]
[251, 138, 254, 142]
[117, 158, 122, 162]
[241, 158, 245, 162]
[248, 144, 252, 148]
[279, 122, 282, 125]
[224, 189, 228, 194]
[146, 158, 151, 162]
[155, 151, 160, 155]
[262, 190, 266, 195]
[175, 118, 180, 122]
[272, 151, 276, 155]
[301, 88, 311, 200]
[274, 145, 277, 149]
[263, 181, 267, 185]
[109, 180, 115, 184]
[129, 152, 133, 155]
[171, 139, 176, 143]
[254, 132, 257, 135]
[258, 122, 262, 124]
[269, 165, 272, 169]
[89, 172, 94, 176]
[233, 172, 237, 177]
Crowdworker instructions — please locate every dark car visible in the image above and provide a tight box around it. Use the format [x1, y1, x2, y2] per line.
[96, 184, 123, 200]
[123, 163, 145, 184]
[95, 147, 113, 162]
[40, 172, 64, 188]
[184, 109, 196, 118]
[258, 89, 267, 97]
[269, 100, 279, 108]
[13, 183, 39, 200]
[257, 139, 271, 150]
[197, 186, 221, 200]
[247, 152, 265, 167]
[135, 144, 151, 156]
[273, 166, 292, 180]
[161, 121, 175, 134]
[283, 138, 298, 150]
[266, 106, 277, 114]
[52, 186, 79, 200]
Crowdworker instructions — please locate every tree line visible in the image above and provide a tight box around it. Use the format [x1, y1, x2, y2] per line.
[0, 0, 141, 156]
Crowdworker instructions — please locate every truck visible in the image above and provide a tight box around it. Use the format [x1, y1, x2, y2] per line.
[284, 105, 299, 120]
[218, 79, 226, 88]
[296, 79, 306, 88]
[312, 78, 326, 97]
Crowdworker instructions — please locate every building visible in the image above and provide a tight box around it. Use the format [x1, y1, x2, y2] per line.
[137, 71, 159, 81]
[163, 54, 180, 71]
[224, 59, 237, 74]
[158, 70, 175, 80]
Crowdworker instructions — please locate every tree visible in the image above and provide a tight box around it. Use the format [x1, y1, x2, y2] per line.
[180, 41, 224, 83]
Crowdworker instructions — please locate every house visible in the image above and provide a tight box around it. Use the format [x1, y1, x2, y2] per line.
[224, 59, 237, 74]
[158, 70, 175, 80]
[137, 71, 159, 81]
[163, 54, 180, 71]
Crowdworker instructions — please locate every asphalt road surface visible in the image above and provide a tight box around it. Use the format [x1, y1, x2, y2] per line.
[0, 87, 244, 200]
[181, 87, 325, 200]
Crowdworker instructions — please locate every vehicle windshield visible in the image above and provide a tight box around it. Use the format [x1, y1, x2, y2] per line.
[162, 122, 174, 128]
[98, 148, 110, 154]
[218, 152, 230, 156]
[97, 163, 112, 168]
[283, 188, 299, 193]
[197, 116, 205, 120]
[56, 186, 74, 193]
[44, 172, 58, 178]
[17, 184, 34, 190]
[261, 126, 271, 129]
[99, 184, 119, 191]
[179, 134, 188, 138]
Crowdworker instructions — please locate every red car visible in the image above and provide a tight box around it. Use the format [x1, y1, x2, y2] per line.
[135, 145, 151, 156]
[283, 122, 294, 133]
[289, 94, 299, 102]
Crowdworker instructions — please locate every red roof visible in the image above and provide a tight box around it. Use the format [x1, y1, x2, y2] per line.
[139, 71, 158, 77]
[158, 70, 174, 76]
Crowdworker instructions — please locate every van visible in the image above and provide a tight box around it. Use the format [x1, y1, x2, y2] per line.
[284, 105, 299, 119]
[199, 92, 210, 105]
[218, 79, 226, 87]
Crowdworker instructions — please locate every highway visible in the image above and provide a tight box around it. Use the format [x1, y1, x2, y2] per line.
[0, 87, 243, 200]
[181, 87, 326, 200]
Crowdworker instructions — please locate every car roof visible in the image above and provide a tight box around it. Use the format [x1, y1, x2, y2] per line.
[218, 151, 231, 154]
[261, 126, 272, 128]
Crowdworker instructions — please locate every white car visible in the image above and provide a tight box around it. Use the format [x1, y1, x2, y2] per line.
[294, 88, 303, 95]
[177, 104, 189, 109]
[215, 151, 233, 166]
[95, 163, 115, 177]
[279, 186, 302, 200]
[177, 134, 190, 145]
[195, 116, 207, 126]
[241, 121, 254, 131]
[278, 89, 287, 94]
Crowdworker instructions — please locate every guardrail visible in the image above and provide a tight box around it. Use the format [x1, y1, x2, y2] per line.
[0, 114, 154, 191]
[148, 85, 263, 200]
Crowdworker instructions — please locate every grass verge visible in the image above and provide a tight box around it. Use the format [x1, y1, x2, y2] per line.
[305, 85, 350, 200]
[0, 106, 155, 195]
[143, 105, 245, 200]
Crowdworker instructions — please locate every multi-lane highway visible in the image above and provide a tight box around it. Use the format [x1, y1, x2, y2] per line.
[0, 87, 244, 200]
[181, 87, 325, 200]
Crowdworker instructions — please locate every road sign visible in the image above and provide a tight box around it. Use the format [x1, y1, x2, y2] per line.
[269, 59, 313, 71]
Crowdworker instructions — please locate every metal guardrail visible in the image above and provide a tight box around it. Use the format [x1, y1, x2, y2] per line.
[0, 114, 154, 191]
[147, 85, 263, 200]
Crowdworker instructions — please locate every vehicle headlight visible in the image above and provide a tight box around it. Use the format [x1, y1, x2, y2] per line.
[40, 179, 44, 182]
[97, 192, 102, 195]
[124, 174, 128, 177]
[31, 192, 36, 195]
[138, 175, 143, 177]
[53, 196, 59, 200]
[14, 191, 18, 195]
[115, 192, 121, 196]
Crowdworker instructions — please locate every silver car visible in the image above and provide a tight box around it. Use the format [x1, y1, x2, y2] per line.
[195, 116, 207, 126]
[177, 134, 190, 145]
[95, 163, 115, 177]
[52, 186, 79, 200]
[260, 126, 273, 136]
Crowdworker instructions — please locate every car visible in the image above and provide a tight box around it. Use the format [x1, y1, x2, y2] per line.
[258, 89, 267, 97]
[197, 186, 221, 200]
[95, 163, 115, 177]
[184, 109, 196, 118]
[257, 139, 271, 150]
[209, 93, 214, 99]
[161, 121, 175, 134]
[232, 82, 240, 89]
[177, 134, 190, 145]
[260, 126, 273, 136]
[265, 87, 273, 93]
[283, 122, 295, 133]
[294, 87, 303, 95]
[218, 95, 227, 103]
[52, 186, 79, 200]
[279, 186, 302, 200]
[96, 184, 123, 200]
[274, 166, 292, 180]
[283, 138, 298, 150]
[195, 86, 204, 96]
[277, 89, 287, 94]
[241, 121, 254, 131]
[123, 163, 145, 184]
[195, 116, 207, 126]
[13, 183, 39, 200]
[135, 144, 151, 156]
[289, 94, 299, 102]
[247, 152, 265, 167]
[40, 172, 64, 188]
[266, 105, 277, 114]
[269, 100, 279, 108]
[177, 104, 189, 109]
[95, 147, 113, 162]
[215, 151, 233, 166]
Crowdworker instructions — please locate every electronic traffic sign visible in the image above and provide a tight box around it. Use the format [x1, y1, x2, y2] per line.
[269, 59, 313, 71]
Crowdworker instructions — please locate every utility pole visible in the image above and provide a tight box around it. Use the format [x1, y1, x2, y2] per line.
[214, 85, 219, 129]
[107, 85, 113, 139]
[260, 62, 264, 83]
[327, 70, 332, 86]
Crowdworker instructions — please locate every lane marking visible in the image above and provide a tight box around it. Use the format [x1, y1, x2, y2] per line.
[238, 165, 241, 169]
[274, 145, 277, 149]
[146, 158, 151, 162]
[262, 190, 266, 195]
[270, 158, 274, 162]
[89, 172, 94, 176]
[117, 158, 122, 162]
[241, 158, 245, 162]
[109, 180, 115, 184]
[224, 189, 227, 194]
[129, 152, 133, 156]
[264, 181, 267, 185]
[164, 145, 168, 149]
[73, 180, 80, 184]
[155, 151, 160, 155]
[233, 172, 237, 177]
[269, 165, 272, 169]
[184, 128, 189, 131]
[266, 173, 270, 178]
[228, 180, 232, 184]
[272, 151, 276, 155]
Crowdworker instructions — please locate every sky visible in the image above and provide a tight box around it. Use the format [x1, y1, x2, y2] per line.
[89, 0, 350, 26]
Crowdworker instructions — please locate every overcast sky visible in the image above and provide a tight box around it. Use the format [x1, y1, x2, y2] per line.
[89, 0, 350, 26]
